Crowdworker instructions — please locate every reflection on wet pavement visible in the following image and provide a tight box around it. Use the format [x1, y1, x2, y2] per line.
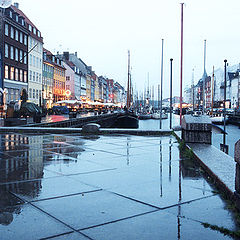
[0, 133, 239, 239]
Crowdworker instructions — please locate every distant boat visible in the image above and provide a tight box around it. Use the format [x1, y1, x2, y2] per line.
[138, 113, 152, 120]
[151, 112, 168, 120]
[114, 112, 139, 128]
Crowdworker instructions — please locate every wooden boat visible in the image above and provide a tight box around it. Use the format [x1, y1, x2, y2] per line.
[114, 112, 139, 128]
[138, 113, 152, 120]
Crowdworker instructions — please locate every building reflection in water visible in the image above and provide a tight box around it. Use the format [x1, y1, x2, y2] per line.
[0, 134, 44, 226]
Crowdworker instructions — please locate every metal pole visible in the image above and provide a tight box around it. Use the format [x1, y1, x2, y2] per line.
[160, 39, 164, 129]
[211, 66, 214, 115]
[223, 59, 227, 146]
[180, 3, 184, 125]
[170, 58, 173, 129]
[127, 50, 130, 108]
[203, 40, 206, 113]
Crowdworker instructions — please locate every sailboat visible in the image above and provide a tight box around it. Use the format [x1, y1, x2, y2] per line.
[114, 51, 139, 128]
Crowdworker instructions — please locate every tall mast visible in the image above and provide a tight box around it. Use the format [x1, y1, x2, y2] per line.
[192, 68, 194, 109]
[203, 39, 206, 113]
[127, 50, 130, 108]
[180, 3, 184, 125]
[160, 38, 164, 129]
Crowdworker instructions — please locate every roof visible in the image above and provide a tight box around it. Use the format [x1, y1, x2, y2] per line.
[11, 5, 43, 42]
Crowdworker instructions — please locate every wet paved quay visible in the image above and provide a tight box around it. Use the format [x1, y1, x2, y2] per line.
[0, 133, 240, 239]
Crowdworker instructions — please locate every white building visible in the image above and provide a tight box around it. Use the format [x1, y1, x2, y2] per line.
[27, 24, 43, 105]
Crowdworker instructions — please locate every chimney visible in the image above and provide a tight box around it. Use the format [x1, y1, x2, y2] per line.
[75, 52, 77, 57]
[63, 52, 69, 61]
[14, 3, 19, 9]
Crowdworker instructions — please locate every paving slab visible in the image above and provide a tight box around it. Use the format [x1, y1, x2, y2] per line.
[0, 203, 72, 240]
[34, 190, 156, 230]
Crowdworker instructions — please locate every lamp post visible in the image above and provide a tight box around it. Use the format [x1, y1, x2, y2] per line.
[220, 59, 228, 154]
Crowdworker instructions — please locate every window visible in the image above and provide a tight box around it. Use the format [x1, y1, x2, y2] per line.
[33, 72, 35, 81]
[15, 48, 18, 61]
[24, 35, 27, 45]
[33, 56, 35, 66]
[5, 44, 8, 58]
[29, 25, 32, 32]
[66, 76, 70, 81]
[10, 67, 14, 80]
[39, 74, 41, 83]
[5, 23, 8, 36]
[29, 54, 32, 66]
[24, 71, 27, 82]
[36, 90, 39, 99]
[24, 52, 27, 64]
[40, 59, 42, 67]
[66, 85, 70, 90]
[10, 46, 14, 60]
[9, 11, 12, 18]
[19, 50, 23, 63]
[21, 19, 24, 26]
[10, 27, 14, 39]
[36, 73, 38, 82]
[37, 31, 40, 37]
[16, 15, 18, 22]
[29, 88, 32, 98]
[19, 32, 23, 43]
[33, 89, 35, 98]
[5, 65, 9, 79]
[33, 28, 36, 35]
[15, 29, 18, 41]
[15, 68, 19, 81]
[29, 70, 32, 81]
[19, 70, 23, 81]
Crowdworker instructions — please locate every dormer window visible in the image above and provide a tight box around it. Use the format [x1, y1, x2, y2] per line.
[21, 19, 24, 26]
[16, 15, 18, 22]
[37, 31, 40, 37]
[29, 25, 32, 32]
[9, 11, 12, 18]
[33, 27, 36, 35]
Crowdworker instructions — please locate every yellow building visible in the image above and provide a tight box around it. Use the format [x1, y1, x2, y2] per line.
[86, 74, 91, 101]
[53, 57, 66, 102]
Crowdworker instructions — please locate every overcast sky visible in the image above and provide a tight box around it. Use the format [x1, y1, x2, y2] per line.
[14, 0, 240, 98]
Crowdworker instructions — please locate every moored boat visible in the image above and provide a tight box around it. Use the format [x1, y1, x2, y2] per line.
[151, 112, 168, 119]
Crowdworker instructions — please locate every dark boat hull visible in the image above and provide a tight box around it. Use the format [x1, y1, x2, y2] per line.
[114, 114, 139, 128]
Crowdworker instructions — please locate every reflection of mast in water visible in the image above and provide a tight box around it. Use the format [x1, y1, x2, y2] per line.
[169, 139, 172, 182]
[127, 137, 130, 165]
[178, 147, 182, 240]
[159, 140, 163, 197]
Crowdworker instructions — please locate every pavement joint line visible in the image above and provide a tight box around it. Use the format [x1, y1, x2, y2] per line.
[40, 231, 94, 240]
[0, 168, 117, 186]
[110, 192, 162, 210]
[29, 189, 103, 203]
[160, 194, 217, 210]
[110, 192, 216, 211]
[9, 190, 93, 239]
[77, 209, 160, 232]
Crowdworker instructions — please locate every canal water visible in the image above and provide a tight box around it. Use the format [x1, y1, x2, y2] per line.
[139, 114, 239, 158]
